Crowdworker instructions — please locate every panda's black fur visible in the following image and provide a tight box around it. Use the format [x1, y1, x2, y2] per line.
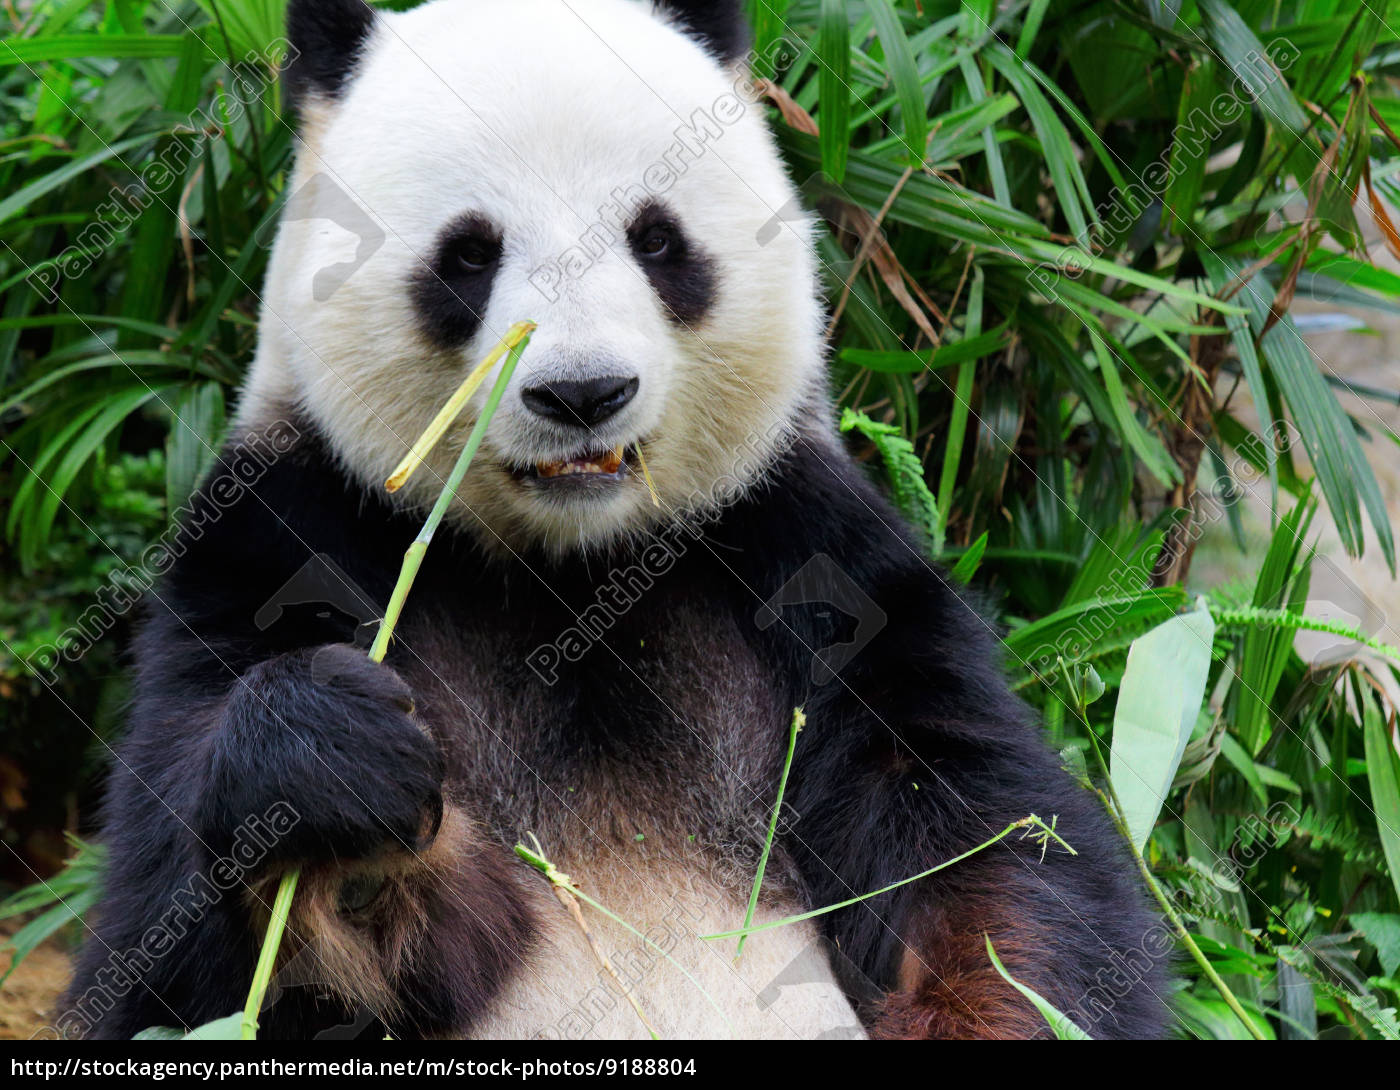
[653, 0, 750, 65]
[63, 0, 1170, 1040]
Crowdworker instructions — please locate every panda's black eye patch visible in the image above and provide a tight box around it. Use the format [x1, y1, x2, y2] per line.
[410, 213, 502, 350]
[626, 202, 716, 327]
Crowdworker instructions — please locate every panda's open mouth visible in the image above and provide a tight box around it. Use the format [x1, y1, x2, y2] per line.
[515, 444, 636, 487]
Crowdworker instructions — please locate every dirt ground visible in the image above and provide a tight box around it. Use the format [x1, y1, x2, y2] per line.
[0, 919, 67, 1040]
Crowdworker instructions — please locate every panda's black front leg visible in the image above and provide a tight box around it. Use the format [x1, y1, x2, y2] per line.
[194, 642, 445, 869]
[66, 637, 533, 1039]
[201, 643, 543, 1039]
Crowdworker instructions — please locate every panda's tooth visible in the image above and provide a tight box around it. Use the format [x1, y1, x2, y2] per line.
[534, 450, 629, 479]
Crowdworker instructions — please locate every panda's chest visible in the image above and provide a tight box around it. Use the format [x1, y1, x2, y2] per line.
[402, 595, 793, 846]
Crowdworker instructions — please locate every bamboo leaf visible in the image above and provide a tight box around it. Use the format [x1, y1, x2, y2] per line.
[1004, 587, 1188, 678]
[937, 268, 983, 549]
[950, 531, 988, 583]
[165, 381, 225, 511]
[1111, 604, 1216, 853]
[1207, 254, 1394, 572]
[1164, 56, 1217, 233]
[0, 134, 153, 226]
[984, 44, 1095, 241]
[0, 34, 189, 65]
[1089, 330, 1180, 486]
[1197, 0, 1307, 135]
[986, 936, 1092, 1039]
[866, 0, 926, 166]
[818, 0, 850, 183]
[958, 53, 1010, 206]
[1361, 686, 1400, 906]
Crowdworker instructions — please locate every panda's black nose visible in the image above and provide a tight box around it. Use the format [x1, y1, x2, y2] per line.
[521, 376, 639, 427]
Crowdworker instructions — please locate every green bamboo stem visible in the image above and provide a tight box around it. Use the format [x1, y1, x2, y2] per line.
[735, 706, 804, 958]
[367, 542, 428, 664]
[1123, 820, 1265, 1040]
[1088, 758, 1264, 1038]
[239, 866, 296, 1040]
[238, 327, 533, 1039]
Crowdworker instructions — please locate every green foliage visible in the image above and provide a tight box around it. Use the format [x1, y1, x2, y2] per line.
[0, 451, 163, 866]
[0, 451, 164, 683]
[0, 0, 1398, 1040]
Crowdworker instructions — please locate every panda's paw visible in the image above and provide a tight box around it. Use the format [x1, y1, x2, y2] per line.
[197, 644, 444, 867]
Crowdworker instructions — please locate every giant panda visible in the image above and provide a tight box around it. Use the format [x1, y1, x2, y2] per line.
[64, 0, 1167, 1040]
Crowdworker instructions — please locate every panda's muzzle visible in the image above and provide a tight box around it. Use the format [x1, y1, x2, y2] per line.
[515, 373, 640, 488]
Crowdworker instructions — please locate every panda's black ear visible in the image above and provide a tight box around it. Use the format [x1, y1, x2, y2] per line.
[654, 0, 750, 65]
[284, 0, 379, 107]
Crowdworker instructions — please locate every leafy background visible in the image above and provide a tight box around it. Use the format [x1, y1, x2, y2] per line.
[2, 0, 1400, 1040]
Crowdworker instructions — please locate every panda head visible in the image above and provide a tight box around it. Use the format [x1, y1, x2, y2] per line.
[246, 0, 824, 554]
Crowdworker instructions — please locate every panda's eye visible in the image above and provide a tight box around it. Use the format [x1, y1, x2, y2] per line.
[450, 236, 501, 273]
[637, 226, 672, 259]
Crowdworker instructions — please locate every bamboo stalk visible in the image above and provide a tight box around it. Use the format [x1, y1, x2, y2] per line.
[239, 325, 534, 1039]
[535, 857, 660, 1040]
[1062, 667, 1265, 1041]
[702, 815, 1072, 941]
[239, 864, 296, 1040]
[632, 443, 661, 508]
[735, 706, 803, 958]
[515, 835, 735, 1035]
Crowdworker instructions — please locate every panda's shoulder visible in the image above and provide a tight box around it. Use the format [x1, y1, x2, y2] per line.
[155, 416, 410, 627]
[719, 435, 951, 596]
[717, 435, 1007, 659]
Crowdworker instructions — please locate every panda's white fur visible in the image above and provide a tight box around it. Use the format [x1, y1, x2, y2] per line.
[243, 0, 825, 555]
